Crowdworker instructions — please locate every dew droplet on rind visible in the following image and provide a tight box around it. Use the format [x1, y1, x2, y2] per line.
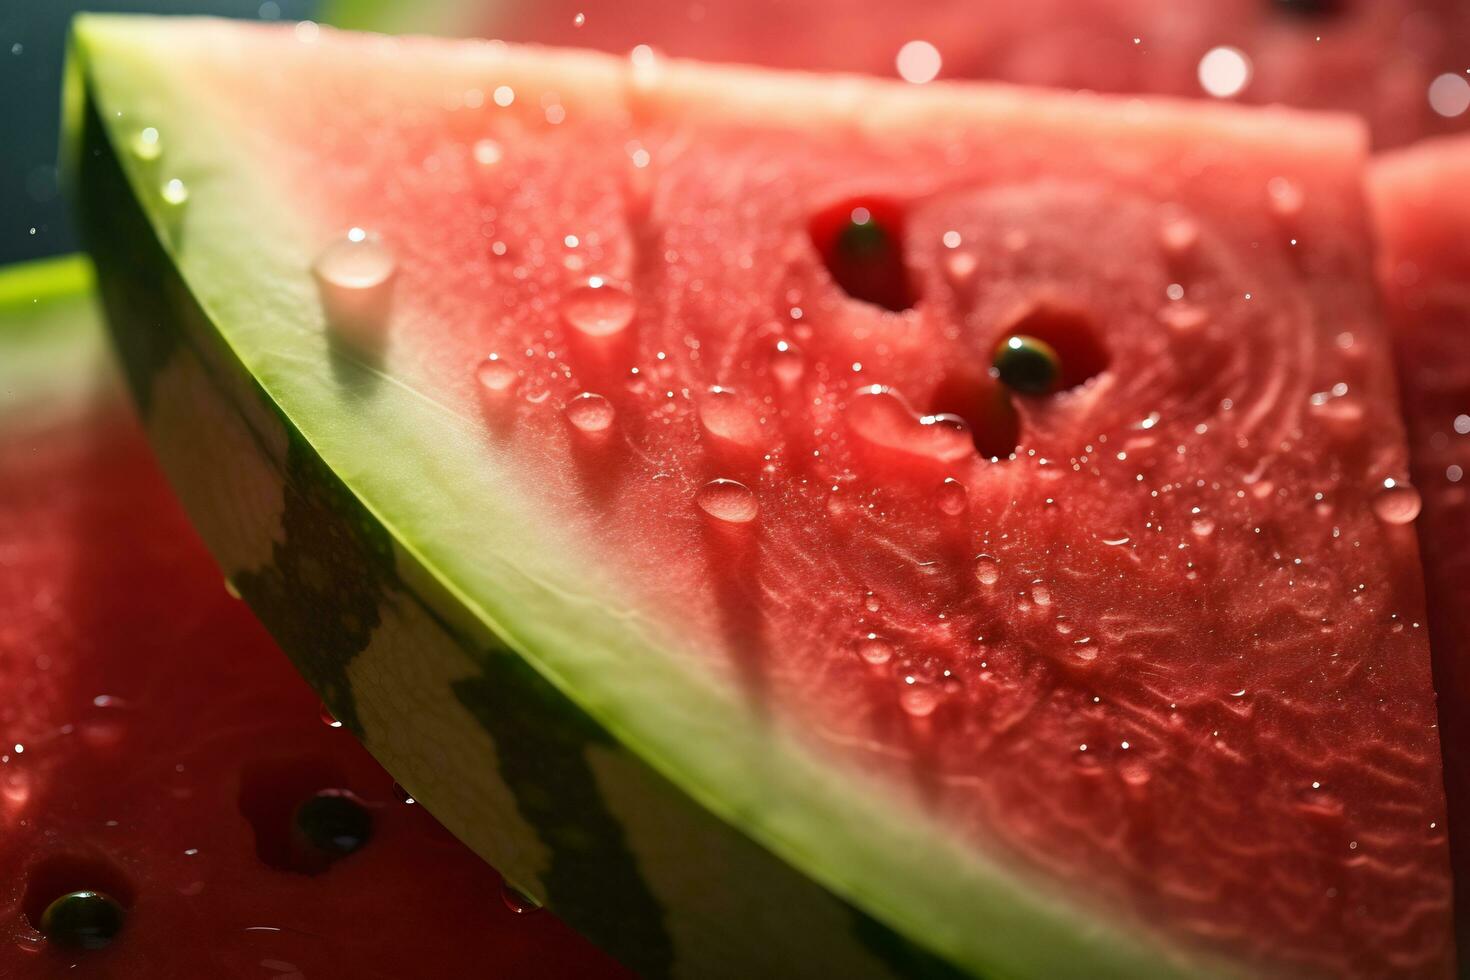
[39, 891, 125, 951]
[292, 790, 373, 858]
[992, 334, 1061, 395]
[128, 127, 161, 163]
[312, 233, 397, 343]
[159, 177, 189, 208]
[501, 881, 544, 914]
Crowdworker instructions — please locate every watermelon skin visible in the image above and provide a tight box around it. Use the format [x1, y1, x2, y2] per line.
[0, 257, 626, 978]
[325, 0, 1470, 148]
[1370, 136, 1470, 971]
[66, 17, 1453, 978]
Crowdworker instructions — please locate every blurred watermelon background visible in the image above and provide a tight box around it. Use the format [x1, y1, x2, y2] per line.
[0, 1, 313, 265]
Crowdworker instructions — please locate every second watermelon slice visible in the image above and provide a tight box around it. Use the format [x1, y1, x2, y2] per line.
[68, 16, 1453, 977]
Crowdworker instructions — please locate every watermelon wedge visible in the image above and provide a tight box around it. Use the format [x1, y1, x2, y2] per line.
[0, 256, 623, 977]
[1370, 135, 1470, 968]
[325, 0, 1470, 147]
[67, 16, 1453, 977]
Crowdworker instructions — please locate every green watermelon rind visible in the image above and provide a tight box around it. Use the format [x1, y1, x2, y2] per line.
[64, 16, 1216, 979]
[0, 256, 108, 415]
[319, 0, 484, 36]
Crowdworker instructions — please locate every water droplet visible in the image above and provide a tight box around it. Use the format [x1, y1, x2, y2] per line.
[944, 251, 978, 286]
[562, 278, 635, 338]
[699, 386, 764, 448]
[770, 340, 804, 386]
[1159, 216, 1199, 257]
[501, 882, 543, 914]
[936, 478, 967, 516]
[564, 392, 615, 433]
[1266, 177, 1305, 219]
[476, 355, 517, 395]
[572, 11, 586, 27]
[1191, 517, 1216, 537]
[899, 678, 940, 717]
[391, 782, 416, 804]
[130, 127, 161, 162]
[858, 633, 893, 665]
[318, 704, 342, 729]
[975, 554, 1000, 586]
[1031, 583, 1052, 606]
[895, 40, 942, 84]
[313, 232, 397, 342]
[1198, 46, 1251, 99]
[1159, 303, 1208, 333]
[1372, 479, 1421, 525]
[223, 578, 242, 600]
[472, 138, 503, 166]
[847, 386, 972, 463]
[696, 479, 758, 524]
[160, 177, 188, 207]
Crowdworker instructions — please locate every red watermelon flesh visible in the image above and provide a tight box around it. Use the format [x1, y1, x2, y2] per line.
[0, 260, 626, 978]
[84, 22, 1456, 975]
[1371, 136, 1470, 968]
[365, 0, 1470, 148]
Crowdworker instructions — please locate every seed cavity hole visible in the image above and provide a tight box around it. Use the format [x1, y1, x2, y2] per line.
[22, 854, 136, 932]
[809, 196, 916, 312]
[993, 302, 1108, 392]
[239, 757, 371, 875]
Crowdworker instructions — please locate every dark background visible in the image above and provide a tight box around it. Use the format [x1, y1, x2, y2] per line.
[1, 0, 317, 266]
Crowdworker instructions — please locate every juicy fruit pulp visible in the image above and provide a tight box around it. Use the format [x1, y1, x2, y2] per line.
[0, 258, 624, 978]
[327, 0, 1470, 148]
[70, 18, 1451, 977]
[1370, 135, 1470, 970]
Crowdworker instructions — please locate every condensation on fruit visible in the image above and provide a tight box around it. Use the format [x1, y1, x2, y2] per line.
[697, 479, 759, 525]
[476, 355, 517, 395]
[846, 386, 972, 462]
[562, 277, 635, 338]
[936, 477, 968, 515]
[1372, 478, 1421, 525]
[857, 633, 894, 665]
[699, 386, 764, 448]
[564, 392, 616, 434]
[313, 230, 397, 343]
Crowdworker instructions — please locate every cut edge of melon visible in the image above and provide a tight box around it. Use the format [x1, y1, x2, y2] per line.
[64, 16, 1256, 979]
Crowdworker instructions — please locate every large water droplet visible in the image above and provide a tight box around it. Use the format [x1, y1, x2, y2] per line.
[562, 278, 635, 338]
[770, 340, 804, 386]
[130, 127, 161, 163]
[1266, 177, 1305, 219]
[699, 386, 764, 448]
[899, 678, 940, 718]
[318, 703, 342, 729]
[564, 392, 615, 433]
[847, 386, 972, 463]
[501, 882, 543, 914]
[975, 554, 1000, 586]
[1372, 479, 1421, 525]
[697, 479, 758, 524]
[476, 355, 517, 394]
[936, 478, 967, 516]
[1159, 216, 1199, 258]
[472, 138, 503, 166]
[857, 633, 893, 665]
[160, 177, 189, 208]
[313, 231, 397, 342]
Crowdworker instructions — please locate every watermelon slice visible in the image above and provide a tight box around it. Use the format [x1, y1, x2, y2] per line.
[1370, 135, 1470, 968]
[66, 16, 1454, 977]
[0, 256, 623, 977]
[325, 0, 1470, 147]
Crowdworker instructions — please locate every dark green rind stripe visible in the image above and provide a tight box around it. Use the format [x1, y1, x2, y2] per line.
[455, 670, 676, 978]
[234, 437, 399, 739]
